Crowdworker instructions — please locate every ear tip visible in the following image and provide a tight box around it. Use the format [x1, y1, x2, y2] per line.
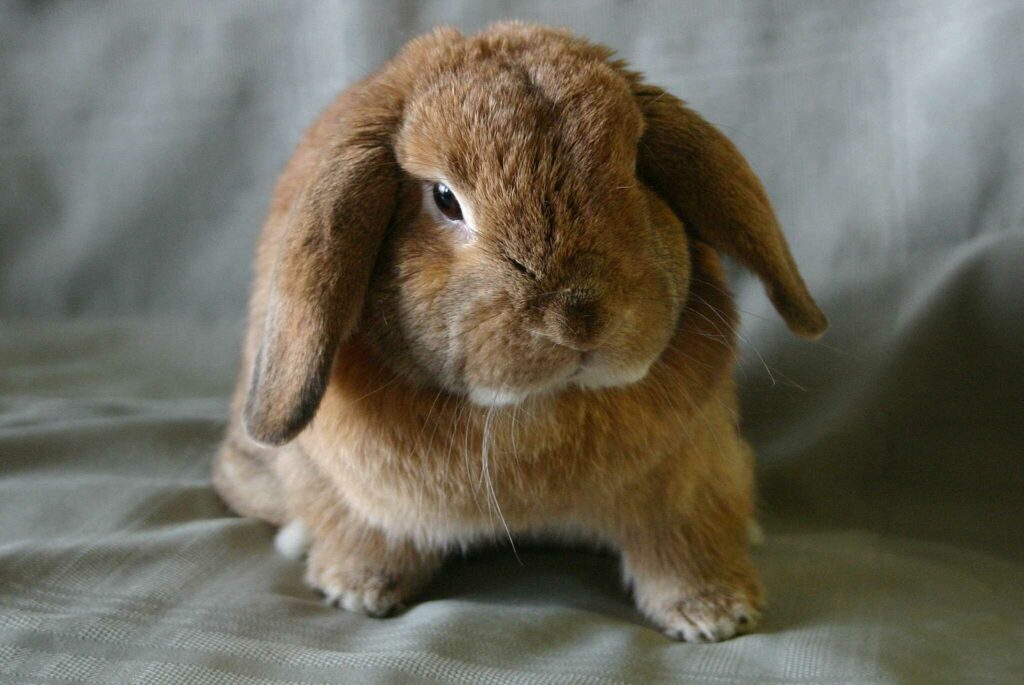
[790, 308, 829, 340]
[242, 395, 303, 447]
[770, 287, 828, 341]
[241, 410, 291, 448]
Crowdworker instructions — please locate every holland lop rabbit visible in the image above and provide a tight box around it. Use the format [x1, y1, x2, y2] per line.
[214, 21, 827, 642]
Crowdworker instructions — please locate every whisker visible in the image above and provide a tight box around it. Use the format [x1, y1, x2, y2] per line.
[653, 357, 739, 422]
[480, 404, 520, 562]
[689, 276, 858, 360]
[415, 386, 447, 454]
[688, 291, 776, 387]
[644, 367, 706, 458]
[650, 364, 730, 465]
[509, 401, 522, 470]
[660, 340, 718, 371]
[350, 374, 400, 403]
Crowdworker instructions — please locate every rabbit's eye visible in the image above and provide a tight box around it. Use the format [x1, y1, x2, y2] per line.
[432, 183, 463, 221]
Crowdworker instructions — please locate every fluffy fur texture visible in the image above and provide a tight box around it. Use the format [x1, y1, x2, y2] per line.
[213, 21, 826, 642]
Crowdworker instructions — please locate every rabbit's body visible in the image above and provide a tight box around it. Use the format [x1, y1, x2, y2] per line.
[219, 245, 750, 540]
[214, 22, 825, 642]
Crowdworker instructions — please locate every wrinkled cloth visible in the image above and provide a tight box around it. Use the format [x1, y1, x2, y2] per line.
[2, 1, 1023, 683]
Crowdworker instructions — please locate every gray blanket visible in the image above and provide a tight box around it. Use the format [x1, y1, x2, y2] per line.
[2, 2, 1023, 683]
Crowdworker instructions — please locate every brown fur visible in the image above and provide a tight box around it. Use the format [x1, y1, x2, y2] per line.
[214, 21, 826, 642]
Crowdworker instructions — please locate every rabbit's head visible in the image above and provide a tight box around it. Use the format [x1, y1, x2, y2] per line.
[244, 22, 826, 445]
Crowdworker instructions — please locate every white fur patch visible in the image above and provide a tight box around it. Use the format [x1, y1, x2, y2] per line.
[467, 386, 529, 407]
[573, 361, 652, 390]
[274, 520, 311, 560]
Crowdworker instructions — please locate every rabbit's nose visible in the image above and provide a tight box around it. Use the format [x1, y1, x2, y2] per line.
[541, 289, 607, 352]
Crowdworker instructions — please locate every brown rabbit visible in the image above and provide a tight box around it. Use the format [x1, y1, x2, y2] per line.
[213, 21, 826, 642]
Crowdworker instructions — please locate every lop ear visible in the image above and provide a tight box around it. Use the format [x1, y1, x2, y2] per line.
[634, 84, 828, 339]
[244, 84, 401, 446]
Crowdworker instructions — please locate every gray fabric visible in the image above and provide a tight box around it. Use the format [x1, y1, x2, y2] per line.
[1, 1, 1022, 683]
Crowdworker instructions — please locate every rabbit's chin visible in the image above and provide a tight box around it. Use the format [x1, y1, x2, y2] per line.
[465, 358, 655, 407]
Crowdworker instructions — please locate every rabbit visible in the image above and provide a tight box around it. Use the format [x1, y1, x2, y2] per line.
[213, 21, 827, 643]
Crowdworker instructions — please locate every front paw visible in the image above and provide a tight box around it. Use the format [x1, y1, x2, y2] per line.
[302, 535, 438, 618]
[647, 585, 761, 642]
[647, 581, 761, 643]
[305, 560, 407, 617]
